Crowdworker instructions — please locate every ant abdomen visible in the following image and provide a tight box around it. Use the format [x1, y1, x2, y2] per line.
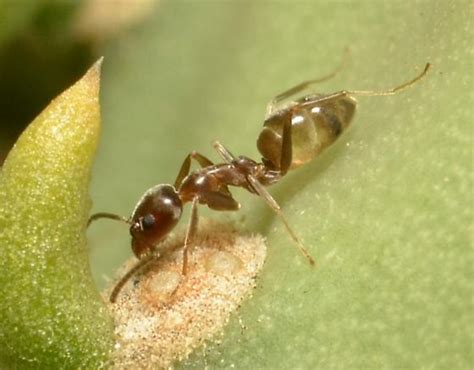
[257, 95, 356, 170]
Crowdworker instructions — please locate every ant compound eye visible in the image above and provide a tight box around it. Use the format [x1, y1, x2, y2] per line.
[129, 184, 183, 258]
[141, 214, 156, 230]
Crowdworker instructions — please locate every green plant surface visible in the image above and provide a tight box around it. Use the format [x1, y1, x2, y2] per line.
[88, 1, 472, 369]
[0, 2, 38, 47]
[0, 62, 114, 368]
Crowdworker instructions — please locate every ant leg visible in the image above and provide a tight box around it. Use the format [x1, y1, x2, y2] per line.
[279, 116, 292, 175]
[214, 138, 314, 264]
[300, 63, 431, 108]
[109, 253, 156, 303]
[87, 212, 130, 227]
[174, 151, 214, 189]
[246, 174, 315, 266]
[182, 197, 199, 275]
[201, 191, 241, 211]
[266, 49, 349, 116]
[174, 155, 192, 189]
[193, 151, 214, 167]
[276, 110, 311, 175]
[345, 62, 430, 97]
[212, 140, 235, 163]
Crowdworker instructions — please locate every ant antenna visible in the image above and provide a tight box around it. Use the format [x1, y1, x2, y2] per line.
[109, 253, 156, 303]
[88, 212, 130, 227]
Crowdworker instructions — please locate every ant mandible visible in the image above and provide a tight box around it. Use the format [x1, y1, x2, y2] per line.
[89, 61, 430, 303]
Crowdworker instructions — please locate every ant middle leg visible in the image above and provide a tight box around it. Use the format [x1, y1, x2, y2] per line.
[174, 151, 214, 189]
[201, 190, 240, 211]
[212, 140, 235, 163]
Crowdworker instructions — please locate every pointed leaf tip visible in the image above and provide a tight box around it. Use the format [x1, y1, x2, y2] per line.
[0, 61, 113, 368]
[84, 57, 104, 85]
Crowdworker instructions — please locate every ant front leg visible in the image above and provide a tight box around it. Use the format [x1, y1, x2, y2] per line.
[182, 197, 199, 275]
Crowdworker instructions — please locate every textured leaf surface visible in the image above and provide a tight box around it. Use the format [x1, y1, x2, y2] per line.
[0, 62, 114, 368]
[89, 1, 472, 368]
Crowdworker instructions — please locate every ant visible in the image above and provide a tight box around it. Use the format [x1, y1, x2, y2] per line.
[89, 61, 431, 303]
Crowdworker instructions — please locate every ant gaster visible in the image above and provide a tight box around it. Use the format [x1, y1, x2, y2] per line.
[89, 62, 431, 302]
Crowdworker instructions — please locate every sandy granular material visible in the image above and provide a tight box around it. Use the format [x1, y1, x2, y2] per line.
[105, 220, 267, 369]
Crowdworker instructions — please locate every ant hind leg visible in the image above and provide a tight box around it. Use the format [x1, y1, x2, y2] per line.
[279, 116, 293, 175]
[266, 49, 349, 116]
[246, 174, 315, 266]
[299, 62, 431, 108]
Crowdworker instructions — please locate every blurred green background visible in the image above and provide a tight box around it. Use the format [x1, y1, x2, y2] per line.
[0, 1, 472, 369]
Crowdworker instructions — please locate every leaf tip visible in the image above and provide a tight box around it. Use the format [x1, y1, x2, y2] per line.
[91, 56, 105, 74]
[77, 57, 104, 99]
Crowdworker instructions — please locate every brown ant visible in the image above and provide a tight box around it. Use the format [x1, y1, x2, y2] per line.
[89, 62, 430, 303]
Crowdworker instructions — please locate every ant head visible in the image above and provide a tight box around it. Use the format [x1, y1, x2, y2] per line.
[129, 184, 183, 257]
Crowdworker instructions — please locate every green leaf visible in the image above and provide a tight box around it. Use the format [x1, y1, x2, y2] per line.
[0, 2, 38, 47]
[0, 61, 114, 368]
[89, 1, 472, 368]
